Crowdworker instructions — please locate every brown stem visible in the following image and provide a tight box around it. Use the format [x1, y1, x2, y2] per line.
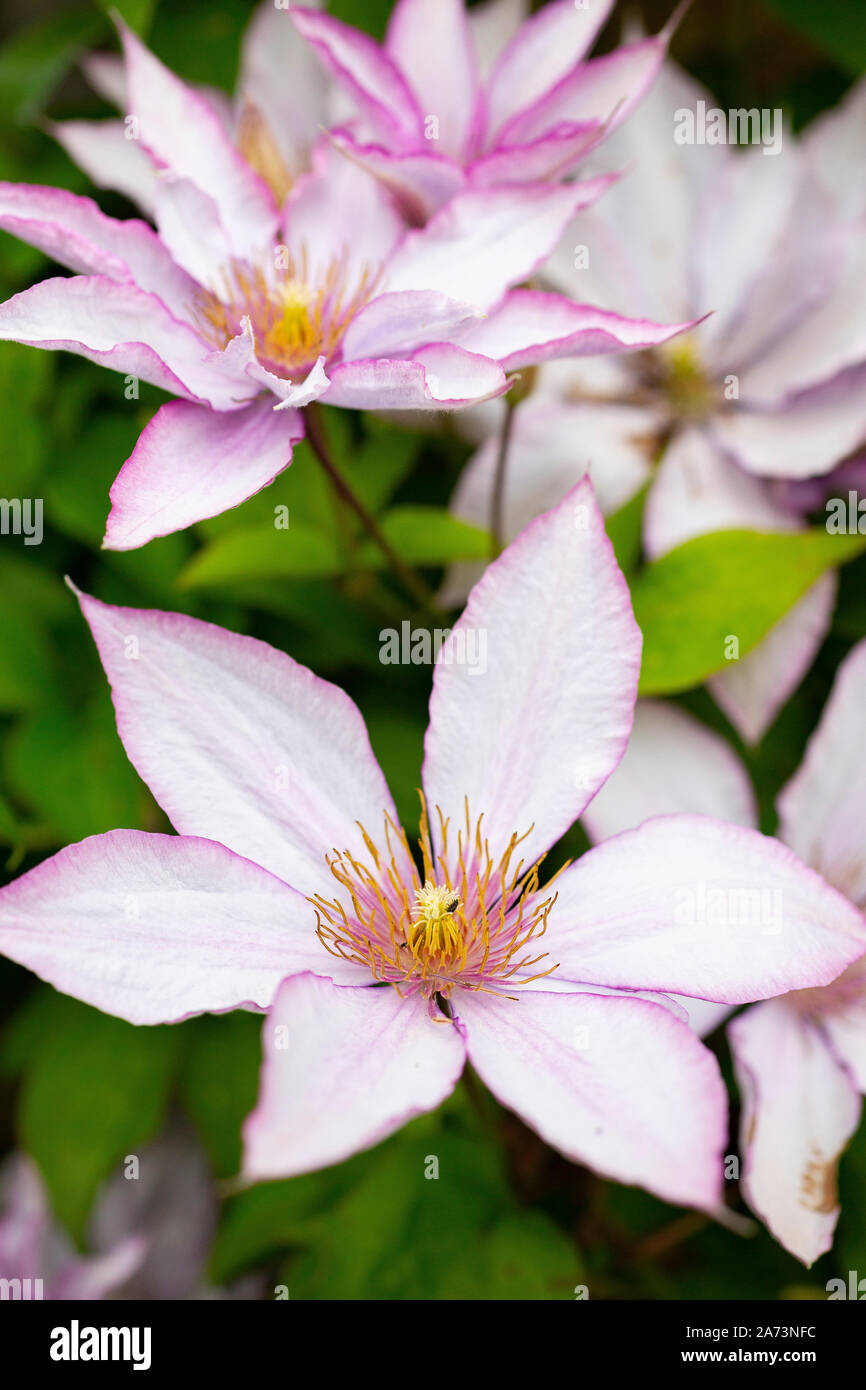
[490, 394, 517, 558]
[302, 402, 438, 613]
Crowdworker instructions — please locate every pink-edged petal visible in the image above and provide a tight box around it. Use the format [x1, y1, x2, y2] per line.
[455, 288, 698, 370]
[545, 814, 866, 1002]
[383, 183, 592, 312]
[643, 424, 794, 560]
[386, 0, 481, 161]
[822, 979, 866, 1093]
[0, 829, 354, 1026]
[73, 588, 399, 899]
[0, 1155, 48, 1279]
[484, 0, 613, 143]
[103, 396, 301, 550]
[498, 35, 666, 147]
[468, 0, 528, 82]
[456, 987, 726, 1209]
[468, 123, 605, 189]
[583, 700, 758, 844]
[712, 365, 866, 480]
[283, 144, 405, 283]
[729, 999, 861, 1266]
[82, 50, 128, 108]
[0, 276, 256, 409]
[239, 0, 331, 172]
[50, 119, 159, 217]
[324, 132, 467, 222]
[341, 289, 483, 361]
[777, 637, 866, 907]
[289, 6, 423, 147]
[152, 175, 235, 289]
[242, 973, 466, 1180]
[322, 344, 507, 411]
[424, 479, 641, 869]
[0, 182, 196, 317]
[118, 19, 277, 256]
[803, 75, 866, 220]
[708, 575, 837, 747]
[739, 224, 866, 404]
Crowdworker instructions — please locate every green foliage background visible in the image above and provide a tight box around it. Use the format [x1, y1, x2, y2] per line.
[0, 0, 864, 1299]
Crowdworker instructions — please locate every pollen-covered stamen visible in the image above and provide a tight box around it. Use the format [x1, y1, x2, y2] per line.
[190, 246, 382, 378]
[236, 97, 294, 205]
[310, 796, 564, 1008]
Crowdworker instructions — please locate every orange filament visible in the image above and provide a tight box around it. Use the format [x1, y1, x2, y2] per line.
[191, 247, 381, 378]
[310, 795, 564, 1011]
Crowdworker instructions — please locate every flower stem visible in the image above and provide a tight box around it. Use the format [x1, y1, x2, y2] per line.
[489, 393, 517, 558]
[302, 402, 438, 612]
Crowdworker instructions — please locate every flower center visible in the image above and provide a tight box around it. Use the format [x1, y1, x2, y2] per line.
[191, 249, 381, 378]
[310, 797, 563, 1016]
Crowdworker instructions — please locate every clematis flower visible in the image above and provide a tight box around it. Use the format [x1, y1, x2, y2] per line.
[288, 0, 680, 221]
[577, 658, 866, 1266]
[0, 23, 695, 552]
[0, 1153, 144, 1300]
[0, 484, 863, 1208]
[447, 58, 866, 743]
[50, 1, 334, 220]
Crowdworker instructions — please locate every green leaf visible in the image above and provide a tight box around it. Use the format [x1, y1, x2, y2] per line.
[765, 0, 866, 76]
[5, 691, 148, 840]
[15, 992, 181, 1239]
[633, 528, 866, 695]
[179, 1013, 262, 1180]
[179, 521, 343, 588]
[0, 9, 105, 126]
[0, 604, 53, 711]
[0, 344, 53, 492]
[605, 481, 648, 577]
[361, 506, 492, 567]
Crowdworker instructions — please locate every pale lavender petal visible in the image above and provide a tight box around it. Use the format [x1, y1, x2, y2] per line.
[468, 0, 528, 83]
[50, 119, 159, 216]
[0, 829, 350, 1025]
[283, 144, 404, 283]
[0, 276, 257, 409]
[322, 132, 466, 221]
[242, 974, 465, 1180]
[582, 700, 758, 844]
[103, 397, 301, 550]
[386, 0, 481, 160]
[118, 19, 277, 256]
[712, 365, 866, 480]
[341, 289, 483, 361]
[484, 0, 613, 143]
[0, 182, 196, 317]
[384, 183, 592, 312]
[777, 637, 866, 907]
[289, 6, 423, 147]
[708, 575, 837, 747]
[545, 815, 866, 1002]
[423, 479, 641, 868]
[456, 987, 726, 1209]
[322, 344, 507, 410]
[730, 999, 861, 1266]
[455, 288, 698, 369]
[239, 0, 331, 171]
[468, 125, 605, 188]
[73, 589, 399, 899]
[499, 36, 666, 147]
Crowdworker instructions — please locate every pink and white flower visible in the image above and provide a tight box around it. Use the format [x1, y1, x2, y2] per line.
[448, 59, 866, 742]
[579, 653, 866, 1265]
[0, 1153, 144, 1300]
[0, 485, 862, 1208]
[0, 22, 695, 552]
[288, 0, 679, 221]
[51, 1, 334, 220]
